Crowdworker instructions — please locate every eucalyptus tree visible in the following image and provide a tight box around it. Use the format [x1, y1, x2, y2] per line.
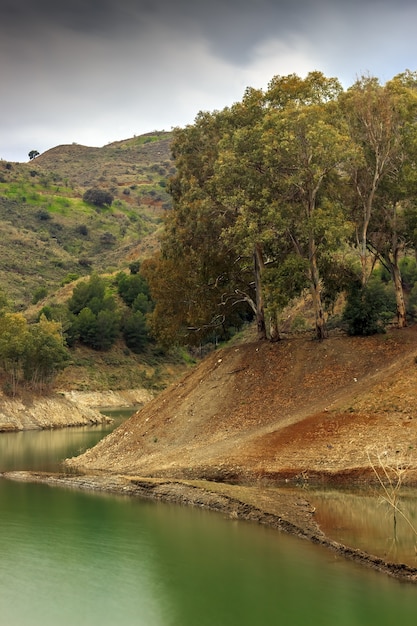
[260, 72, 357, 340]
[213, 86, 308, 341]
[341, 72, 417, 326]
[212, 87, 279, 340]
[149, 72, 358, 344]
[144, 109, 254, 346]
[340, 75, 409, 286]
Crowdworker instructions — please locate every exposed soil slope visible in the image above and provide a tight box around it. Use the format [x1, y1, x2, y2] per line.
[68, 326, 417, 485]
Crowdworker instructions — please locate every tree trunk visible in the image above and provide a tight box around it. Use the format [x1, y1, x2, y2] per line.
[269, 309, 280, 342]
[308, 237, 326, 341]
[254, 244, 267, 340]
[392, 262, 407, 328]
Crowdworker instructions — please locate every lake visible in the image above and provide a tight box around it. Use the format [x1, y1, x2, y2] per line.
[1, 416, 417, 626]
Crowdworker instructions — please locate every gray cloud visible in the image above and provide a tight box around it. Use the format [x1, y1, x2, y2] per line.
[1, 0, 417, 161]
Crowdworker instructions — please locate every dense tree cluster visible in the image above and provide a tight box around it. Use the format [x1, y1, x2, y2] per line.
[0, 265, 154, 394]
[41, 269, 153, 354]
[143, 71, 417, 344]
[0, 313, 69, 395]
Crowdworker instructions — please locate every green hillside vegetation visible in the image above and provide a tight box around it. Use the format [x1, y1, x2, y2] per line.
[0, 131, 194, 394]
[0, 131, 173, 308]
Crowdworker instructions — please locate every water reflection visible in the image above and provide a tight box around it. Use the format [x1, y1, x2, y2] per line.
[1, 480, 417, 626]
[0, 410, 130, 473]
[310, 488, 417, 566]
[2, 414, 417, 624]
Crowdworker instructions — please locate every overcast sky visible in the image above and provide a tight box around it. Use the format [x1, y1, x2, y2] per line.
[1, 0, 417, 162]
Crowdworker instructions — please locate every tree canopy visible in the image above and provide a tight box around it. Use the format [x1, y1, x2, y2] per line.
[145, 70, 417, 345]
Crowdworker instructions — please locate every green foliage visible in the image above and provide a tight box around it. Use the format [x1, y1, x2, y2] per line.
[399, 256, 417, 290]
[122, 311, 148, 353]
[0, 313, 28, 395]
[343, 277, 396, 335]
[68, 274, 107, 315]
[67, 274, 120, 350]
[75, 307, 120, 351]
[32, 286, 48, 305]
[129, 260, 140, 275]
[76, 307, 97, 345]
[82, 188, 114, 207]
[406, 281, 417, 316]
[22, 316, 70, 391]
[38, 303, 79, 347]
[116, 271, 151, 308]
[60, 273, 80, 286]
[0, 313, 69, 394]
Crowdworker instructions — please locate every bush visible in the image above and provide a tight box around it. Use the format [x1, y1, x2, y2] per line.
[129, 261, 140, 275]
[100, 232, 116, 246]
[75, 224, 89, 237]
[122, 311, 148, 353]
[36, 209, 51, 221]
[68, 274, 107, 315]
[32, 286, 48, 304]
[76, 307, 119, 351]
[60, 273, 80, 286]
[400, 257, 417, 291]
[82, 188, 114, 207]
[116, 271, 151, 308]
[343, 277, 396, 336]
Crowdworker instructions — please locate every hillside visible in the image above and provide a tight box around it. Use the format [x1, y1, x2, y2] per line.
[0, 132, 173, 308]
[68, 326, 417, 485]
[0, 132, 190, 393]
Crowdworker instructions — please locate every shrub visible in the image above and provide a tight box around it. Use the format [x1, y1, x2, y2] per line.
[68, 274, 107, 315]
[36, 209, 51, 221]
[32, 286, 48, 304]
[75, 224, 89, 236]
[100, 232, 116, 246]
[122, 311, 148, 353]
[76, 307, 119, 351]
[129, 260, 140, 275]
[78, 257, 92, 267]
[400, 256, 417, 291]
[343, 277, 396, 336]
[116, 271, 150, 307]
[60, 273, 80, 286]
[82, 188, 114, 207]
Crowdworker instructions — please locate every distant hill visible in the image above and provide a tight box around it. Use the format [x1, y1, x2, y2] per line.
[0, 132, 173, 308]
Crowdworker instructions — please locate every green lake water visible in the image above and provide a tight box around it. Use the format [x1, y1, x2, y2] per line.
[1, 418, 417, 625]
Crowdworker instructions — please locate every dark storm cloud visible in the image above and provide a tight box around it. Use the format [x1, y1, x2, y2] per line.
[1, 0, 417, 161]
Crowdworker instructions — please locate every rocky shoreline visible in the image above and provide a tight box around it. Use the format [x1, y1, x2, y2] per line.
[3, 469, 417, 584]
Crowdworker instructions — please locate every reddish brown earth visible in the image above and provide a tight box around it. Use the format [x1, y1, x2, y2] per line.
[68, 326, 417, 485]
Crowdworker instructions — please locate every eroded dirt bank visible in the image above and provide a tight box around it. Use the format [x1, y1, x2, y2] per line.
[0, 388, 153, 432]
[66, 328, 417, 483]
[4, 470, 417, 583]
[0, 394, 109, 431]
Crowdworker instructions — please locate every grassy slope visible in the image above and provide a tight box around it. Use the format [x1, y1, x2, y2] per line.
[0, 132, 193, 392]
[0, 132, 173, 308]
